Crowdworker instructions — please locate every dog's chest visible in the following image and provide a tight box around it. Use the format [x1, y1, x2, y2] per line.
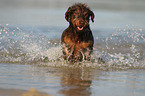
[64, 36, 90, 49]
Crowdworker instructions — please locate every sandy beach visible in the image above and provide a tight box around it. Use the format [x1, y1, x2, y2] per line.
[0, 88, 51, 96]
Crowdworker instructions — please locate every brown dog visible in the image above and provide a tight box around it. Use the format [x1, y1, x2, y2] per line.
[61, 3, 95, 62]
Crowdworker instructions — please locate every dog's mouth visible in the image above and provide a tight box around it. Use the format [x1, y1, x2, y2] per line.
[77, 27, 84, 31]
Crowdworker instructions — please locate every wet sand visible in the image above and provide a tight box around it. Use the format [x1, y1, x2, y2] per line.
[0, 88, 51, 96]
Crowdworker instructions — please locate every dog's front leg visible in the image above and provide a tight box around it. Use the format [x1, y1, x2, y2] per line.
[62, 43, 69, 60]
[67, 45, 75, 60]
[84, 48, 92, 60]
[62, 43, 75, 60]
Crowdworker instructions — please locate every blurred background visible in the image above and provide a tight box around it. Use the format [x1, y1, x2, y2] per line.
[1, 0, 145, 10]
[0, 0, 145, 29]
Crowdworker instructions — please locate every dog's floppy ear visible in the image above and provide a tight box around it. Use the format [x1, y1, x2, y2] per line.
[65, 7, 72, 22]
[89, 11, 95, 22]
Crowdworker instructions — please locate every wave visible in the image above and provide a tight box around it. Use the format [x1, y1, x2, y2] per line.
[0, 25, 145, 70]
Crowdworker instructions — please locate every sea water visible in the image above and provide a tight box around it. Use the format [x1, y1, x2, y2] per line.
[0, 1, 145, 96]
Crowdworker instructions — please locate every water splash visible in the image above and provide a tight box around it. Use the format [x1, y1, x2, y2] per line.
[94, 25, 145, 70]
[0, 24, 61, 63]
[0, 25, 145, 70]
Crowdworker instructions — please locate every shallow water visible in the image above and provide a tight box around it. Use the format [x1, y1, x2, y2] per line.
[0, 63, 145, 96]
[0, 0, 145, 96]
[0, 24, 145, 96]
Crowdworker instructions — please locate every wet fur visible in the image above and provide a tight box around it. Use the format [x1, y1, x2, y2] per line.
[61, 3, 95, 62]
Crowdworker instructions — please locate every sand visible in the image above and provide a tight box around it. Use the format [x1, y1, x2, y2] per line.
[0, 88, 51, 96]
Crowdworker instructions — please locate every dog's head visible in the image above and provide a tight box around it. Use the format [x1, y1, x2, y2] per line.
[65, 3, 95, 31]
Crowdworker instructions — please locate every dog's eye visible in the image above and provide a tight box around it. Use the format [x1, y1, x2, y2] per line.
[84, 14, 89, 18]
[84, 15, 89, 20]
[72, 15, 76, 19]
[72, 14, 78, 19]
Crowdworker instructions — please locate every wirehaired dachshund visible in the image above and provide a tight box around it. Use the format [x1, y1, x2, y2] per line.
[61, 3, 95, 62]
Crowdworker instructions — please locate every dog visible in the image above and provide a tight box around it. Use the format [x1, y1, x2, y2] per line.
[61, 3, 95, 62]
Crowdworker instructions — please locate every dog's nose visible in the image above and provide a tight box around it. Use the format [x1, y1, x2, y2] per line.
[79, 20, 85, 25]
